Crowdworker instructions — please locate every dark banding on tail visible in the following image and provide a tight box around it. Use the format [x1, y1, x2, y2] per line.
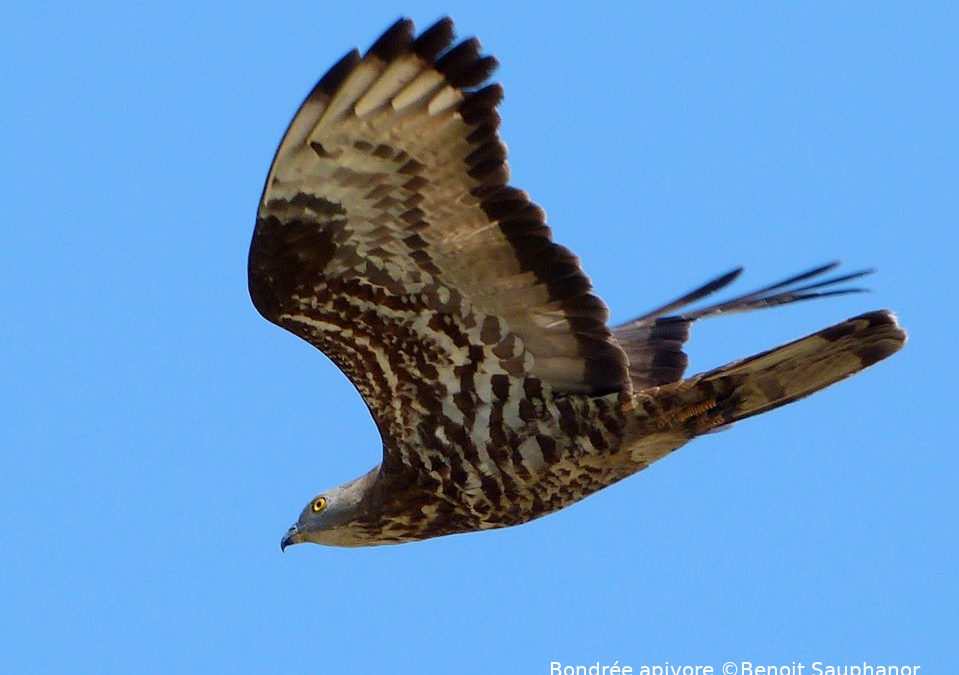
[658, 310, 906, 433]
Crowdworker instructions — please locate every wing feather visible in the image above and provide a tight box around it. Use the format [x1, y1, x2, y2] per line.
[250, 17, 629, 416]
[612, 263, 874, 389]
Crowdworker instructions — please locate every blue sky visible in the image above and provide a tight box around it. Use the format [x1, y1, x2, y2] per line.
[3, 2, 956, 673]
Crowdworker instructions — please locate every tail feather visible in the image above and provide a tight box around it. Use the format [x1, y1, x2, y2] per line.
[658, 310, 906, 431]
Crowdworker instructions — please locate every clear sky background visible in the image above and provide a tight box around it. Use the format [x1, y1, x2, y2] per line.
[3, 2, 956, 673]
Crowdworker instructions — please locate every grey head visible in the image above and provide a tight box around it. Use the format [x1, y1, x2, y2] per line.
[280, 469, 378, 549]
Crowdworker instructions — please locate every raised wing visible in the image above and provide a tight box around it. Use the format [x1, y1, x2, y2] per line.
[249, 18, 630, 447]
[612, 262, 872, 390]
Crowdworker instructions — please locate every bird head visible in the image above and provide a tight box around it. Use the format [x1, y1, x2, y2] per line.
[280, 470, 377, 549]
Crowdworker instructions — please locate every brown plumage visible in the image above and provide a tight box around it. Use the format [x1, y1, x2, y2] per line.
[248, 18, 906, 548]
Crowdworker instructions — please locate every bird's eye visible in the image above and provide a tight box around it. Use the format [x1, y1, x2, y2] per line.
[311, 497, 328, 513]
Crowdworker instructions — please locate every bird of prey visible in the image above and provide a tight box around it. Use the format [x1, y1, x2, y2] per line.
[248, 17, 906, 549]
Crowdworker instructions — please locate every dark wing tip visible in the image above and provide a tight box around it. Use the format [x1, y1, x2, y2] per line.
[367, 18, 415, 60]
[674, 262, 883, 321]
[615, 267, 744, 327]
[316, 49, 361, 97]
[435, 38, 499, 88]
[611, 263, 897, 388]
[460, 84, 505, 124]
[714, 266, 745, 287]
[413, 16, 456, 60]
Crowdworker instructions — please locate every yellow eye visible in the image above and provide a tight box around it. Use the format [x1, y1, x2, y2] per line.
[311, 497, 328, 513]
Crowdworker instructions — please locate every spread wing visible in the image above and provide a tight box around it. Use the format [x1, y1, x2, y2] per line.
[612, 262, 873, 390]
[248, 18, 629, 454]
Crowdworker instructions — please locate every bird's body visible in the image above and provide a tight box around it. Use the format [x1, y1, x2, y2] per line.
[327, 391, 638, 546]
[249, 18, 906, 548]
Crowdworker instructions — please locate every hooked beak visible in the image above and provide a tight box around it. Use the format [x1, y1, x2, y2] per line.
[280, 524, 303, 551]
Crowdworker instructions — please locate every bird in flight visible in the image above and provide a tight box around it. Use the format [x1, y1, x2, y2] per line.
[248, 17, 906, 548]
